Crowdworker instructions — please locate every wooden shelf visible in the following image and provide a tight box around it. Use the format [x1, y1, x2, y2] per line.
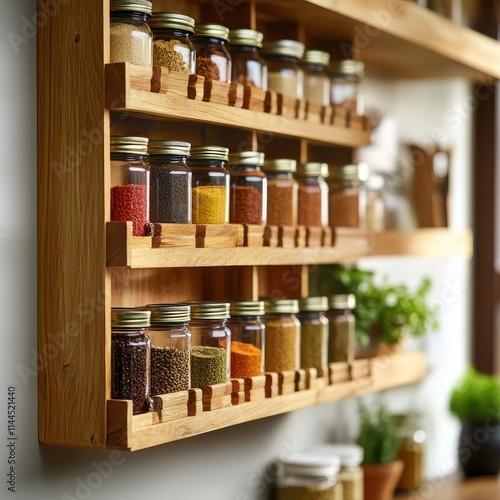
[107, 352, 426, 451]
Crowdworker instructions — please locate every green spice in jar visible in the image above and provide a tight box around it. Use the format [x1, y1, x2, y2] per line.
[190, 346, 227, 388]
[327, 294, 356, 363]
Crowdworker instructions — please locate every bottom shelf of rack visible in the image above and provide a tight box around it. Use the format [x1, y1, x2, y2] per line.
[107, 351, 426, 451]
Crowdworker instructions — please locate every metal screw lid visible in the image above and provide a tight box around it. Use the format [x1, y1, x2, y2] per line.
[300, 50, 330, 67]
[188, 301, 231, 320]
[190, 145, 229, 162]
[261, 39, 305, 60]
[331, 59, 365, 77]
[230, 301, 266, 316]
[148, 12, 195, 33]
[228, 151, 265, 167]
[228, 29, 264, 48]
[266, 299, 299, 314]
[296, 162, 328, 177]
[111, 308, 151, 328]
[263, 158, 297, 173]
[299, 296, 329, 312]
[110, 136, 149, 155]
[328, 294, 356, 310]
[145, 304, 190, 324]
[329, 164, 361, 181]
[193, 23, 230, 42]
[148, 140, 191, 156]
[111, 0, 152, 15]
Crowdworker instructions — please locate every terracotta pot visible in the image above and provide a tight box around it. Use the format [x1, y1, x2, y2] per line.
[363, 460, 404, 500]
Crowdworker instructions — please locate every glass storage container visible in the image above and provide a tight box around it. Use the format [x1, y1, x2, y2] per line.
[228, 151, 267, 225]
[110, 136, 150, 236]
[296, 162, 329, 227]
[360, 173, 386, 231]
[330, 59, 365, 115]
[148, 140, 192, 224]
[261, 40, 305, 99]
[264, 299, 300, 372]
[300, 50, 331, 106]
[277, 453, 342, 500]
[111, 308, 152, 415]
[189, 146, 230, 224]
[188, 302, 231, 388]
[228, 29, 267, 89]
[193, 23, 231, 82]
[328, 164, 362, 229]
[227, 301, 266, 378]
[298, 297, 329, 374]
[145, 304, 191, 395]
[263, 159, 299, 226]
[110, 0, 153, 67]
[149, 12, 195, 73]
[327, 294, 356, 364]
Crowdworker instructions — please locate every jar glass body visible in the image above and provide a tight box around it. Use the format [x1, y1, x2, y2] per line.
[360, 188, 385, 231]
[110, 12, 152, 67]
[189, 318, 231, 388]
[327, 307, 355, 363]
[298, 311, 329, 373]
[194, 36, 231, 82]
[229, 45, 267, 89]
[397, 436, 424, 490]
[276, 471, 341, 500]
[302, 63, 330, 106]
[328, 178, 360, 228]
[330, 74, 364, 115]
[265, 56, 304, 99]
[110, 152, 150, 236]
[264, 312, 300, 372]
[227, 315, 265, 378]
[339, 464, 364, 500]
[298, 175, 329, 226]
[190, 159, 230, 224]
[149, 155, 192, 223]
[266, 171, 299, 226]
[111, 329, 152, 414]
[152, 28, 195, 73]
[148, 323, 191, 395]
[229, 164, 268, 224]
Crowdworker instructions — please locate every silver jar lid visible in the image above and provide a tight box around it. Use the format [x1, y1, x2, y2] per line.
[190, 145, 229, 162]
[189, 301, 230, 320]
[296, 162, 328, 178]
[230, 301, 266, 316]
[145, 304, 190, 324]
[111, 308, 151, 328]
[266, 299, 299, 314]
[193, 23, 230, 42]
[228, 29, 264, 48]
[148, 140, 191, 156]
[148, 12, 195, 33]
[111, 0, 152, 16]
[263, 158, 297, 173]
[299, 296, 329, 313]
[329, 294, 356, 310]
[228, 151, 265, 167]
[331, 59, 365, 77]
[300, 50, 330, 67]
[280, 453, 341, 478]
[110, 136, 149, 155]
[261, 39, 304, 59]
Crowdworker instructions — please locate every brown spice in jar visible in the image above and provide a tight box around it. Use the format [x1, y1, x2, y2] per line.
[267, 183, 297, 226]
[153, 39, 189, 73]
[264, 318, 299, 372]
[230, 185, 263, 224]
[231, 341, 262, 378]
[196, 56, 221, 81]
[298, 185, 322, 226]
[328, 191, 359, 228]
[300, 322, 326, 371]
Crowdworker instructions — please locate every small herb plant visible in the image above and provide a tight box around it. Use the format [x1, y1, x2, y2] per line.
[356, 400, 400, 464]
[449, 367, 500, 422]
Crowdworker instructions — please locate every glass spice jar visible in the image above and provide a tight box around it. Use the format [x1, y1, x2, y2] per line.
[277, 453, 342, 500]
[110, 136, 150, 236]
[227, 301, 266, 378]
[264, 299, 300, 372]
[296, 162, 329, 227]
[110, 0, 153, 67]
[149, 12, 196, 73]
[327, 294, 356, 364]
[148, 140, 192, 224]
[145, 304, 191, 396]
[328, 164, 362, 229]
[263, 159, 299, 226]
[228, 29, 267, 89]
[300, 50, 331, 106]
[298, 297, 329, 374]
[193, 23, 231, 82]
[228, 151, 268, 225]
[189, 146, 230, 224]
[188, 302, 231, 388]
[111, 308, 153, 415]
[360, 173, 386, 231]
[261, 39, 305, 99]
[330, 59, 365, 115]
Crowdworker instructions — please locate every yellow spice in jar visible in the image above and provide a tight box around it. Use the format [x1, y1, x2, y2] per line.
[192, 185, 228, 223]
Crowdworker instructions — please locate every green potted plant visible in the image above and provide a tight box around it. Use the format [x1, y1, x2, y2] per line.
[356, 400, 403, 500]
[449, 367, 500, 477]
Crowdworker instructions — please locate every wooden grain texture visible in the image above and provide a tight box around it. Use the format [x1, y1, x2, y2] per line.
[38, 0, 109, 448]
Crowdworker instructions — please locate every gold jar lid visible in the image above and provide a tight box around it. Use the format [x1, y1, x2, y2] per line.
[111, 0, 152, 15]
[329, 164, 361, 181]
[189, 301, 230, 320]
[263, 158, 297, 173]
[331, 59, 365, 77]
[148, 140, 191, 156]
[228, 151, 265, 167]
[228, 29, 264, 48]
[193, 23, 229, 42]
[328, 294, 356, 310]
[299, 296, 329, 312]
[261, 39, 304, 59]
[230, 301, 266, 316]
[300, 50, 330, 67]
[190, 145, 229, 162]
[145, 304, 190, 324]
[110, 136, 149, 155]
[111, 308, 151, 328]
[149, 12, 195, 33]
[296, 162, 328, 177]
[266, 299, 299, 314]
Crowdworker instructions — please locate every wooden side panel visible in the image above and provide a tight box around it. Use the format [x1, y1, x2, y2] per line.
[38, 0, 109, 447]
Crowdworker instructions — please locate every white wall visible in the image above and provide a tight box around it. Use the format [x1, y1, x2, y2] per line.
[0, 1, 472, 498]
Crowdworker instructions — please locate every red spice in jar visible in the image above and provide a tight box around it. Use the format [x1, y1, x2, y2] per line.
[111, 184, 148, 236]
[231, 340, 262, 378]
[230, 185, 263, 224]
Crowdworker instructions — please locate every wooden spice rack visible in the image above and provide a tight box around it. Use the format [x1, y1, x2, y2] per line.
[38, 0, 479, 450]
